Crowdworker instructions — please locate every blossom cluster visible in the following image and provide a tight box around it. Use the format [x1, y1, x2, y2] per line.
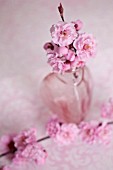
[46, 118, 112, 145]
[1, 98, 113, 169]
[44, 20, 96, 73]
[0, 129, 47, 169]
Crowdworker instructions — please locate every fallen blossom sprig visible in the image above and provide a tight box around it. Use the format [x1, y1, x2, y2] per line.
[44, 3, 97, 73]
[1, 98, 113, 169]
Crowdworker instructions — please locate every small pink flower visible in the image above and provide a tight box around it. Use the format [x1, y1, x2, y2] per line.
[65, 50, 75, 62]
[47, 53, 64, 73]
[79, 121, 99, 144]
[50, 21, 77, 46]
[79, 121, 112, 145]
[101, 98, 113, 119]
[14, 143, 47, 165]
[13, 128, 37, 150]
[72, 20, 83, 31]
[55, 123, 79, 145]
[96, 122, 112, 145]
[47, 49, 77, 73]
[46, 118, 61, 138]
[73, 33, 96, 60]
[64, 50, 77, 70]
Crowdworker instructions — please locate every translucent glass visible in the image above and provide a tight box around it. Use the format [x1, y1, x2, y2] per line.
[40, 66, 92, 124]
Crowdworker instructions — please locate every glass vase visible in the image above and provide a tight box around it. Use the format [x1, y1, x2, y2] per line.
[40, 66, 92, 124]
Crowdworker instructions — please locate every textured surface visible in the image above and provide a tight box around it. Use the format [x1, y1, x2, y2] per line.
[0, 0, 113, 169]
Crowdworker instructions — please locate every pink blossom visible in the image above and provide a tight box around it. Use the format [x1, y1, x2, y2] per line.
[47, 49, 77, 73]
[13, 128, 37, 150]
[56, 46, 68, 56]
[13, 143, 47, 165]
[73, 33, 96, 60]
[79, 121, 112, 144]
[55, 123, 79, 145]
[96, 122, 112, 145]
[65, 50, 76, 62]
[46, 118, 61, 138]
[64, 50, 77, 70]
[72, 20, 83, 31]
[101, 98, 113, 119]
[50, 21, 77, 46]
[79, 121, 99, 144]
[47, 53, 64, 73]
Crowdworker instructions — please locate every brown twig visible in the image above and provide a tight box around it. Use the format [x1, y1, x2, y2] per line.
[58, 3, 65, 22]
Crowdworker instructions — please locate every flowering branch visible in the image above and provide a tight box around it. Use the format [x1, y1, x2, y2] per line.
[44, 3, 96, 73]
[0, 135, 50, 159]
[0, 113, 113, 169]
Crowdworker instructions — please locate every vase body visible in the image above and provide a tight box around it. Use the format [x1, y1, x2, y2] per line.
[40, 66, 92, 124]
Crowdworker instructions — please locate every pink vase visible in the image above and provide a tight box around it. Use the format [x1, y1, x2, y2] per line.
[40, 66, 92, 124]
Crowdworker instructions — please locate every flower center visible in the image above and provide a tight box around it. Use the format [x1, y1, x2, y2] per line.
[83, 44, 90, 50]
[85, 129, 94, 136]
[8, 140, 17, 153]
[60, 30, 67, 37]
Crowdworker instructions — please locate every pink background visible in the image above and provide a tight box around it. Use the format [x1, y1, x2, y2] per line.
[0, 0, 113, 169]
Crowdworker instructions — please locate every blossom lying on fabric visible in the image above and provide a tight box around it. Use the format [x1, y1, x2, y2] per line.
[46, 118, 61, 138]
[50, 21, 77, 46]
[96, 122, 112, 145]
[55, 123, 79, 145]
[13, 143, 47, 165]
[0, 128, 47, 167]
[13, 128, 37, 150]
[46, 118, 79, 145]
[79, 121, 111, 144]
[79, 121, 99, 144]
[101, 98, 113, 119]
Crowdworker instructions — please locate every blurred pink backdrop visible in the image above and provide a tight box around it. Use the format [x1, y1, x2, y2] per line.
[0, 0, 113, 169]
